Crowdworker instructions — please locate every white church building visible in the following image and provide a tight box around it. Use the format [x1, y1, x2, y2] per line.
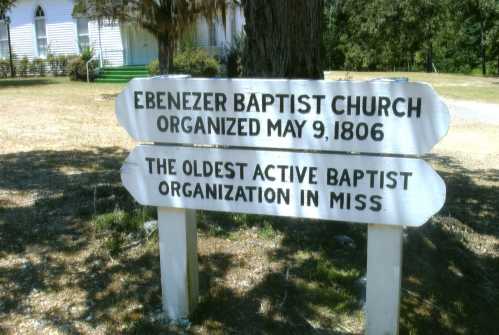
[0, 0, 244, 67]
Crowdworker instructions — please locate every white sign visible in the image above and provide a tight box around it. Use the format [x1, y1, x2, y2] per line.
[121, 145, 446, 227]
[116, 77, 450, 155]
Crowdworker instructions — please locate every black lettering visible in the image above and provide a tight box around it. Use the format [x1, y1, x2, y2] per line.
[192, 92, 202, 111]
[332, 95, 345, 115]
[145, 157, 155, 174]
[400, 172, 413, 190]
[330, 192, 345, 209]
[262, 94, 275, 112]
[158, 181, 169, 195]
[134, 91, 144, 109]
[347, 96, 361, 115]
[182, 92, 191, 110]
[146, 91, 155, 109]
[297, 95, 311, 113]
[157, 92, 166, 109]
[203, 92, 213, 111]
[370, 195, 382, 211]
[392, 97, 405, 117]
[378, 96, 390, 116]
[408, 97, 422, 118]
[234, 93, 245, 111]
[157, 115, 168, 132]
[215, 93, 227, 111]
[327, 168, 338, 185]
[355, 194, 367, 210]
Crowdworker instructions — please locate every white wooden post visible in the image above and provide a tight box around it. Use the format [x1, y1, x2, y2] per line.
[158, 207, 199, 322]
[366, 224, 403, 335]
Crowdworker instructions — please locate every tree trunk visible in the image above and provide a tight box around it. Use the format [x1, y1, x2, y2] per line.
[242, 0, 324, 79]
[480, 21, 486, 76]
[6, 20, 14, 78]
[425, 43, 433, 73]
[158, 33, 175, 75]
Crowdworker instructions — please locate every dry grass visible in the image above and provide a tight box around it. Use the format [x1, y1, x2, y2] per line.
[325, 71, 499, 104]
[0, 77, 133, 154]
[0, 76, 498, 334]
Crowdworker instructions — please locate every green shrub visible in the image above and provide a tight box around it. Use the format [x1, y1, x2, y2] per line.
[92, 206, 155, 255]
[68, 56, 97, 81]
[81, 47, 93, 62]
[47, 54, 57, 74]
[147, 48, 220, 77]
[223, 34, 245, 78]
[58, 55, 71, 75]
[47, 54, 72, 76]
[29, 58, 46, 76]
[0, 60, 11, 78]
[18, 56, 29, 77]
[174, 48, 219, 77]
[147, 59, 159, 76]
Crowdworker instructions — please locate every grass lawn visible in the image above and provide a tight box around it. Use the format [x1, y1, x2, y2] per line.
[326, 71, 499, 104]
[0, 77, 498, 334]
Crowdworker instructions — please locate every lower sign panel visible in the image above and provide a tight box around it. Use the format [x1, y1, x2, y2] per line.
[121, 145, 446, 226]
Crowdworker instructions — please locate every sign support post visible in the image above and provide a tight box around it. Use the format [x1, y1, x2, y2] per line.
[158, 207, 199, 321]
[366, 224, 403, 335]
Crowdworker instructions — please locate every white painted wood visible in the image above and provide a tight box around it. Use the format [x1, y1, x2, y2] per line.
[158, 207, 199, 321]
[116, 78, 450, 155]
[122, 24, 158, 65]
[88, 19, 124, 67]
[121, 145, 446, 227]
[6, 1, 243, 65]
[366, 224, 403, 335]
[7, 0, 78, 60]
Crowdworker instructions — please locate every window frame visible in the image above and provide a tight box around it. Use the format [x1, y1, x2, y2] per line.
[208, 20, 217, 47]
[0, 14, 8, 59]
[34, 6, 47, 58]
[75, 16, 90, 54]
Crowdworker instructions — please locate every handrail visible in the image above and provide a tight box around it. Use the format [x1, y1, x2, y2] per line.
[86, 50, 102, 83]
[86, 55, 96, 83]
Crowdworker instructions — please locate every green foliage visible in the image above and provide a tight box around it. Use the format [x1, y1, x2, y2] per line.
[174, 48, 220, 77]
[323, 0, 499, 74]
[29, 58, 46, 76]
[68, 56, 97, 81]
[18, 56, 29, 77]
[92, 206, 155, 255]
[223, 33, 245, 78]
[148, 49, 220, 77]
[314, 257, 360, 286]
[47, 54, 72, 76]
[93, 208, 141, 234]
[147, 59, 159, 76]
[80, 47, 93, 62]
[0, 59, 10, 78]
[257, 221, 278, 240]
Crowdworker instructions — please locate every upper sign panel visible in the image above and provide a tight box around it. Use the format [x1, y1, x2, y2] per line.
[116, 77, 450, 155]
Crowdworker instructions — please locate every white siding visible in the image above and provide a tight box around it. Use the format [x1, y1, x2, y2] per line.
[7, 0, 36, 60]
[45, 0, 78, 56]
[6, 1, 244, 66]
[7, 0, 79, 59]
[195, 5, 245, 55]
[88, 19, 124, 67]
[7, 0, 124, 66]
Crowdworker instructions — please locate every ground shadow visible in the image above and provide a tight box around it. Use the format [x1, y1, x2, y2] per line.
[0, 78, 59, 88]
[0, 148, 498, 334]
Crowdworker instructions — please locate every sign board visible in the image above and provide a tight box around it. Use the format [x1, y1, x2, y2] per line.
[116, 78, 450, 155]
[121, 145, 446, 227]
